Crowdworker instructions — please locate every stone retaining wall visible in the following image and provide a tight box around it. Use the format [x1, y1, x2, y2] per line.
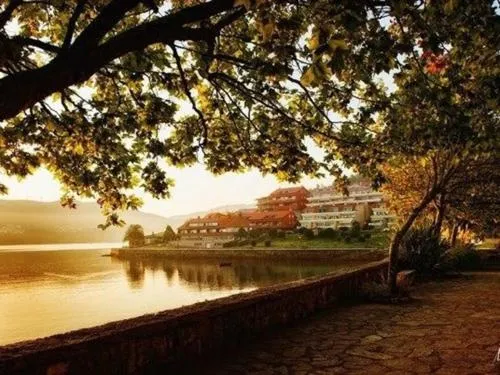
[0, 259, 388, 375]
[112, 247, 386, 261]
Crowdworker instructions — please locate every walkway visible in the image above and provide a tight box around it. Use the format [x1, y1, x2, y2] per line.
[199, 272, 500, 374]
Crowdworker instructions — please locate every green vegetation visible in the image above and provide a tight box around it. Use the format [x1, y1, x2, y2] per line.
[398, 224, 449, 275]
[0, 1, 497, 294]
[123, 224, 145, 248]
[162, 225, 178, 242]
[254, 231, 389, 249]
[476, 238, 500, 250]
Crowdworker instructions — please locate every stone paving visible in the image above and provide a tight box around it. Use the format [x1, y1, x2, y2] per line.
[198, 272, 500, 375]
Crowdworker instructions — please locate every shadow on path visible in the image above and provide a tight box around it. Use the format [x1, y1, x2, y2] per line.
[192, 272, 500, 375]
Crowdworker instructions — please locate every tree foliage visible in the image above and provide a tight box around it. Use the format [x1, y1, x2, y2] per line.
[123, 223, 145, 247]
[162, 224, 177, 242]
[0, 0, 497, 234]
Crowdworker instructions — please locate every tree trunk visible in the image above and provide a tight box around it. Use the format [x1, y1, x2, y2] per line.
[432, 195, 446, 237]
[388, 191, 437, 294]
[450, 222, 459, 247]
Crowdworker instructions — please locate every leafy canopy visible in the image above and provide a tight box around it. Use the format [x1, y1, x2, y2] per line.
[0, 0, 498, 225]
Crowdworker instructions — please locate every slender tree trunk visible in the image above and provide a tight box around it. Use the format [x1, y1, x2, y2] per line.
[450, 222, 459, 247]
[432, 195, 446, 237]
[388, 191, 437, 294]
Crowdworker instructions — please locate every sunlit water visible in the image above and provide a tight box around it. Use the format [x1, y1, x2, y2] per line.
[0, 244, 368, 346]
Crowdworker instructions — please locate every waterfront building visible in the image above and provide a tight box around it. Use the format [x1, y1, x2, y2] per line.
[299, 178, 395, 230]
[256, 186, 310, 213]
[243, 210, 298, 230]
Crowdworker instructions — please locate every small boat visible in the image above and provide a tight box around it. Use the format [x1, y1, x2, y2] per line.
[219, 262, 232, 267]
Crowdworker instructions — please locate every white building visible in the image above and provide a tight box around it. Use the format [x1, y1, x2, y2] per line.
[300, 179, 395, 230]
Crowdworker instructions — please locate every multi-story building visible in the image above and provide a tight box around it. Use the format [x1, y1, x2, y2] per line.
[300, 178, 394, 230]
[177, 209, 299, 247]
[243, 210, 298, 231]
[256, 187, 309, 213]
[178, 213, 249, 237]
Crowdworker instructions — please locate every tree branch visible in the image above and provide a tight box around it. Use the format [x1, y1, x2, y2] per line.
[0, 0, 22, 29]
[62, 0, 88, 50]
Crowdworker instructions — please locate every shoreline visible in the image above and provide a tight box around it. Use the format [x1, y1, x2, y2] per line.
[112, 247, 387, 261]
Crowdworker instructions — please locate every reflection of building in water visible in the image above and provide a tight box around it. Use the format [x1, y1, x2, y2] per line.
[120, 258, 343, 291]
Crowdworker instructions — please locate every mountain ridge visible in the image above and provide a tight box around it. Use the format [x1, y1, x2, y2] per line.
[0, 200, 255, 245]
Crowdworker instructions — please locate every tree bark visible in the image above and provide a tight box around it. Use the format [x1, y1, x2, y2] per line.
[388, 190, 438, 294]
[432, 194, 446, 237]
[450, 222, 459, 247]
[0, 0, 237, 121]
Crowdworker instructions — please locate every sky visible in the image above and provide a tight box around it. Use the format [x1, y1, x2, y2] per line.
[0, 164, 332, 218]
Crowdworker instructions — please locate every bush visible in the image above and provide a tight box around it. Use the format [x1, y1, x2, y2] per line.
[438, 244, 482, 271]
[264, 240, 272, 247]
[250, 240, 257, 247]
[301, 228, 315, 240]
[398, 225, 448, 274]
[275, 231, 286, 239]
[351, 221, 362, 238]
[268, 228, 278, 238]
[318, 228, 337, 239]
[344, 235, 352, 243]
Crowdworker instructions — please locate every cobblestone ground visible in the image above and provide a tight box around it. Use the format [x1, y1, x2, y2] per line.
[199, 272, 500, 375]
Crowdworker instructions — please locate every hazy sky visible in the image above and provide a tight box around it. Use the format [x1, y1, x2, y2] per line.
[0, 165, 331, 218]
[0, 140, 333, 218]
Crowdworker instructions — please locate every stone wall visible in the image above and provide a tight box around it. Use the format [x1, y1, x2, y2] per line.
[0, 259, 388, 375]
[112, 247, 386, 262]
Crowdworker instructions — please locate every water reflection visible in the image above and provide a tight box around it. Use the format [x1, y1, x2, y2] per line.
[118, 257, 356, 291]
[0, 248, 370, 346]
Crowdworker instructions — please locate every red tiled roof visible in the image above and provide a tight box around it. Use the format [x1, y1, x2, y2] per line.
[269, 186, 308, 197]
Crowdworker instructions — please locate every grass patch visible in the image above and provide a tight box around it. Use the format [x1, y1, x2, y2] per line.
[476, 238, 500, 249]
[255, 231, 390, 249]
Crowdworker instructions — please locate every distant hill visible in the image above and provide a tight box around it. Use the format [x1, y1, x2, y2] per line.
[0, 200, 254, 245]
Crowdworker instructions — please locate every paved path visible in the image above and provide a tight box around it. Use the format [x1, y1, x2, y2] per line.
[199, 272, 500, 375]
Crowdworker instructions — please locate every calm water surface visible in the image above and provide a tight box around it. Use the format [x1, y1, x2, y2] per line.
[0, 244, 367, 346]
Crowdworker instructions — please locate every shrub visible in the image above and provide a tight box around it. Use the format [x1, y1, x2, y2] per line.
[351, 221, 362, 238]
[344, 235, 352, 243]
[398, 225, 449, 274]
[236, 228, 248, 239]
[268, 228, 278, 238]
[318, 228, 337, 239]
[363, 232, 372, 239]
[250, 240, 257, 247]
[301, 228, 315, 240]
[275, 231, 286, 239]
[264, 240, 272, 247]
[439, 244, 481, 271]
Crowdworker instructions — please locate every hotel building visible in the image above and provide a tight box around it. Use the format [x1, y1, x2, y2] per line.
[299, 179, 394, 230]
[256, 187, 310, 213]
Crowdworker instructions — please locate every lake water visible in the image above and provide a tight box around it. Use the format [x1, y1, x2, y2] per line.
[0, 244, 368, 346]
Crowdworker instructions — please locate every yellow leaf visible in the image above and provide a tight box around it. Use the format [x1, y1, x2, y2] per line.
[328, 39, 348, 52]
[444, 0, 457, 14]
[74, 143, 84, 155]
[234, 0, 251, 9]
[46, 120, 56, 132]
[300, 66, 317, 86]
[308, 34, 320, 51]
[261, 20, 275, 42]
